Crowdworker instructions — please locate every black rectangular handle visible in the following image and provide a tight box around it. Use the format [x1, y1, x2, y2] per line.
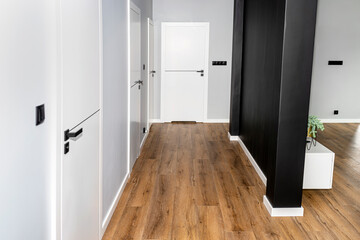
[196, 70, 204, 73]
[68, 128, 83, 138]
[131, 80, 143, 88]
[64, 128, 83, 141]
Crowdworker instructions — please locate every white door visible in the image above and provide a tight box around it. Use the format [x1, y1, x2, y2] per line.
[62, 0, 100, 130]
[148, 18, 155, 125]
[63, 112, 100, 240]
[61, 0, 101, 239]
[161, 23, 210, 122]
[130, 3, 141, 170]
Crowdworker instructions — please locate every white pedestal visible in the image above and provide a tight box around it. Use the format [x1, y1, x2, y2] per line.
[303, 140, 335, 189]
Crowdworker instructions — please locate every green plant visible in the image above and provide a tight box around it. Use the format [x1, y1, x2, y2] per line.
[308, 115, 325, 138]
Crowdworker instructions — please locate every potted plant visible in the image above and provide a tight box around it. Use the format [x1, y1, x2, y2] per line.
[307, 115, 325, 149]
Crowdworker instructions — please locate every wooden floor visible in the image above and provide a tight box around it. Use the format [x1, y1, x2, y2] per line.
[103, 123, 360, 240]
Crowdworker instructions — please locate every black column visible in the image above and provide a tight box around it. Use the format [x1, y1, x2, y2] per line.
[266, 0, 318, 207]
[230, 0, 318, 208]
[229, 0, 244, 136]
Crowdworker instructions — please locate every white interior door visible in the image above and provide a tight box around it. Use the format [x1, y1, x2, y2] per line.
[161, 23, 210, 122]
[148, 18, 155, 124]
[63, 112, 100, 240]
[130, 3, 141, 170]
[62, 0, 100, 130]
[61, 0, 101, 239]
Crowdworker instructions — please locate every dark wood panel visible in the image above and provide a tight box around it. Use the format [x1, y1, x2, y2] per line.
[266, 0, 318, 207]
[231, 0, 317, 207]
[239, 0, 286, 174]
[229, 0, 245, 136]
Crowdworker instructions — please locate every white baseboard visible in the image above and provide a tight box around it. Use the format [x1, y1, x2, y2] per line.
[319, 119, 360, 123]
[263, 196, 304, 217]
[204, 119, 230, 123]
[150, 119, 229, 123]
[228, 133, 267, 186]
[101, 172, 130, 237]
[149, 119, 164, 123]
[229, 133, 304, 217]
[140, 130, 149, 150]
[227, 132, 240, 141]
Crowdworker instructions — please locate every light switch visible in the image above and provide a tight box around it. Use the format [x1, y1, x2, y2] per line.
[212, 61, 227, 66]
[36, 104, 45, 126]
[328, 60, 343, 65]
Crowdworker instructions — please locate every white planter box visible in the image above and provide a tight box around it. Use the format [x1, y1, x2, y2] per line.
[303, 140, 335, 189]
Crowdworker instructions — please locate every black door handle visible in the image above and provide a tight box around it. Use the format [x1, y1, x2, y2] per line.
[131, 80, 143, 88]
[196, 70, 204, 76]
[64, 128, 83, 141]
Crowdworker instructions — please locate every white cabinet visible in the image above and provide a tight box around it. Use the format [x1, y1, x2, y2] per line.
[303, 141, 335, 189]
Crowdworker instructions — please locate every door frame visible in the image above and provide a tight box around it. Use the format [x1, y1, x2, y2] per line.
[147, 18, 154, 131]
[160, 22, 210, 122]
[98, 0, 104, 237]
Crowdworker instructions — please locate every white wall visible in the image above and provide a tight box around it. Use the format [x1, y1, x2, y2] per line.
[309, 0, 360, 121]
[1, 0, 153, 238]
[152, 0, 234, 121]
[102, 0, 130, 232]
[101, 0, 153, 234]
[0, 0, 57, 239]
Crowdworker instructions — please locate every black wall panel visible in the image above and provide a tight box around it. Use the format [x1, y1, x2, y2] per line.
[229, 0, 245, 136]
[239, 0, 286, 174]
[230, 0, 318, 208]
[267, 0, 318, 207]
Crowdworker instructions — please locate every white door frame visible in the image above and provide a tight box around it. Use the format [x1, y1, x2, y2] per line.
[130, 1, 141, 14]
[99, 0, 106, 239]
[98, 1, 104, 238]
[147, 18, 154, 130]
[160, 22, 210, 122]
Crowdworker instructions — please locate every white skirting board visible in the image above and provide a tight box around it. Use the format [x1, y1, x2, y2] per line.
[140, 130, 149, 150]
[149, 119, 164, 123]
[228, 133, 267, 186]
[204, 119, 230, 123]
[228, 132, 304, 217]
[102, 122, 150, 235]
[150, 119, 229, 123]
[227, 132, 240, 141]
[263, 196, 304, 217]
[319, 119, 360, 123]
[101, 172, 130, 237]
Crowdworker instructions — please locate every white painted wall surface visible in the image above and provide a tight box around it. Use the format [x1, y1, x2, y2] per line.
[102, 0, 153, 233]
[0, 0, 57, 239]
[102, 0, 130, 229]
[309, 0, 360, 120]
[153, 0, 234, 120]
